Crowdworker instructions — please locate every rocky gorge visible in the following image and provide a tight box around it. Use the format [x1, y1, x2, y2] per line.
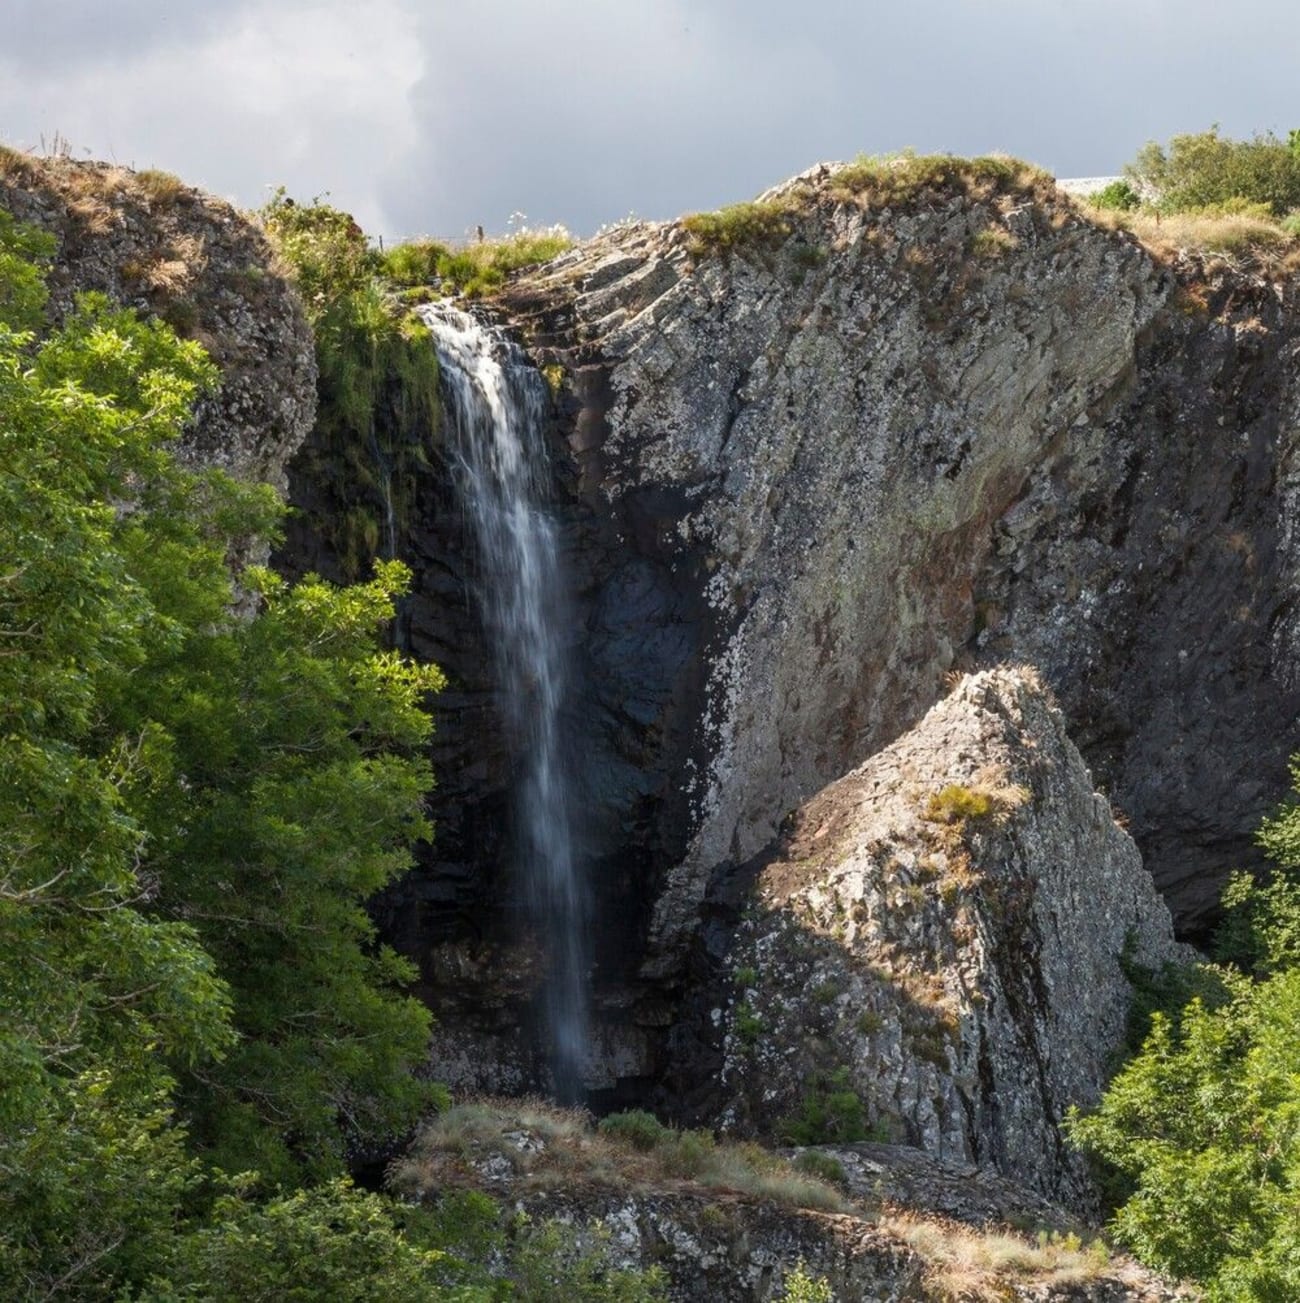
[12, 147, 1300, 1295]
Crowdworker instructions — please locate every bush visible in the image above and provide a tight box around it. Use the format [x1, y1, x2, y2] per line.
[779, 1068, 873, 1145]
[793, 1150, 849, 1188]
[1127, 126, 1300, 215]
[1068, 754, 1300, 1294]
[1087, 179, 1141, 211]
[599, 1109, 672, 1152]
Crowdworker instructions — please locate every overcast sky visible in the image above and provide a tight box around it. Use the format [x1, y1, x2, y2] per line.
[3, 1, 1298, 240]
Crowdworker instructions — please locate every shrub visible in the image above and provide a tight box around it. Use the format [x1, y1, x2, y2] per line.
[925, 784, 994, 824]
[262, 193, 441, 578]
[598, 1109, 671, 1152]
[1127, 126, 1300, 215]
[793, 1150, 849, 1188]
[779, 1068, 873, 1145]
[780, 1262, 834, 1302]
[1086, 179, 1141, 211]
[734, 1000, 764, 1045]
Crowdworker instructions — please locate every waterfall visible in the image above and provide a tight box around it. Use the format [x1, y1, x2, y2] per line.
[420, 301, 588, 1100]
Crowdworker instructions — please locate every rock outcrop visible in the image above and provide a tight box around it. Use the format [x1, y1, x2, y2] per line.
[498, 159, 1300, 969]
[703, 668, 1185, 1208]
[394, 1099, 1194, 1302]
[0, 152, 315, 493]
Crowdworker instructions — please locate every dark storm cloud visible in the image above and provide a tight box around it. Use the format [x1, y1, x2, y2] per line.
[3, 1, 1299, 239]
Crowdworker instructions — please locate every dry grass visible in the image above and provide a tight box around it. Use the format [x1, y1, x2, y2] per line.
[831, 153, 1055, 210]
[135, 168, 187, 206]
[1085, 203, 1300, 271]
[885, 1212, 1115, 1301]
[391, 1098, 848, 1214]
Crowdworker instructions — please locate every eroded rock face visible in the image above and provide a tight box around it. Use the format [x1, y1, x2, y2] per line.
[502, 162, 1300, 960]
[0, 155, 315, 494]
[706, 668, 1185, 1208]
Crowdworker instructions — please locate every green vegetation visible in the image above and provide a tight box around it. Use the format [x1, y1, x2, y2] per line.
[681, 199, 797, 255]
[779, 1263, 834, 1302]
[382, 226, 572, 299]
[831, 151, 1052, 207]
[1127, 126, 1300, 216]
[1086, 179, 1141, 212]
[1069, 758, 1300, 1298]
[792, 1150, 849, 1188]
[598, 1108, 672, 1151]
[925, 783, 994, 824]
[262, 193, 441, 579]
[0, 206, 623, 1300]
[1080, 126, 1300, 265]
[778, 1067, 875, 1145]
[398, 1101, 849, 1215]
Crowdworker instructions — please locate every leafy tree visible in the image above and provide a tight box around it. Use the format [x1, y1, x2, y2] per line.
[144, 1177, 459, 1302]
[1070, 760, 1300, 1299]
[132, 560, 446, 1181]
[0, 207, 444, 1293]
[1127, 126, 1300, 214]
[0, 216, 240, 1297]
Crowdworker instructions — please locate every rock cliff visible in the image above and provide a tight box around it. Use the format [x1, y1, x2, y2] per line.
[706, 667, 1185, 1207]
[498, 158, 1300, 973]
[0, 153, 315, 493]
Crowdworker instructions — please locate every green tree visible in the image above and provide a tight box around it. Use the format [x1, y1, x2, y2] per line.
[1127, 126, 1300, 214]
[132, 560, 446, 1181]
[0, 206, 445, 1294]
[0, 215, 238, 1297]
[1070, 759, 1300, 1299]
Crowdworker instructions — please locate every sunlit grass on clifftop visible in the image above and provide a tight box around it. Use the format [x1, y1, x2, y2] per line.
[382, 225, 573, 300]
[829, 151, 1055, 207]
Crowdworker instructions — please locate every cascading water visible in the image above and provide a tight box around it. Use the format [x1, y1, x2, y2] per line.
[421, 301, 588, 1100]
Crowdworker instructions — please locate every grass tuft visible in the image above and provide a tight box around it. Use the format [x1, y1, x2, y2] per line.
[382, 227, 572, 299]
[680, 199, 798, 256]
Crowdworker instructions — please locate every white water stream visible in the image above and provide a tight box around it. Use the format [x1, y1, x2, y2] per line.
[420, 301, 588, 1100]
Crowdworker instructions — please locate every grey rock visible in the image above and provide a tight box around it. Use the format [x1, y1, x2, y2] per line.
[710, 667, 1186, 1208]
[502, 164, 1300, 969]
[0, 155, 315, 501]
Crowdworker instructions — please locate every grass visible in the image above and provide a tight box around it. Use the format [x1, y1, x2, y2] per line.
[382, 227, 572, 299]
[884, 1214, 1116, 1301]
[392, 1099, 849, 1214]
[923, 772, 1030, 828]
[680, 199, 798, 255]
[831, 152, 1054, 208]
[1082, 196, 1300, 269]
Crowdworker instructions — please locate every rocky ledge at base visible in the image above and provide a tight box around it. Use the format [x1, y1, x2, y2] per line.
[698, 667, 1186, 1210]
[392, 1098, 1195, 1302]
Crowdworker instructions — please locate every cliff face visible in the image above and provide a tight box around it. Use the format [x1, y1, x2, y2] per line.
[707, 668, 1185, 1208]
[0, 154, 315, 494]
[499, 161, 1300, 970]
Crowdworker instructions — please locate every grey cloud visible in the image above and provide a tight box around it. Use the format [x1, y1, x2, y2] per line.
[2, 0, 1299, 240]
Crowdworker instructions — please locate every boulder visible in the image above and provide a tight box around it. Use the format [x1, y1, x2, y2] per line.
[709, 667, 1185, 1208]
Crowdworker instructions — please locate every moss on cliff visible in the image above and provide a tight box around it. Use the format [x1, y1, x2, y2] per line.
[263, 194, 440, 579]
